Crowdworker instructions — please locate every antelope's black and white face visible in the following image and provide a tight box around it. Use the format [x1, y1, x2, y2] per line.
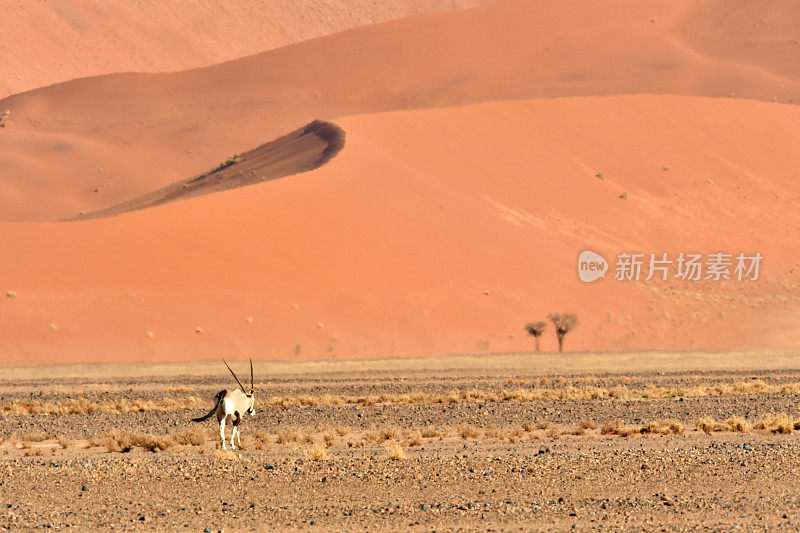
[247, 389, 256, 417]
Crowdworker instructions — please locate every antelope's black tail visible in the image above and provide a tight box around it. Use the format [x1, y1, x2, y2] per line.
[191, 390, 226, 422]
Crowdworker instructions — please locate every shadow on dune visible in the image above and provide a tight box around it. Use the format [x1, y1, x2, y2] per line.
[68, 120, 345, 221]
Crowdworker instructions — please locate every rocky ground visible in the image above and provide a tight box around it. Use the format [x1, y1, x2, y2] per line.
[3, 355, 800, 531]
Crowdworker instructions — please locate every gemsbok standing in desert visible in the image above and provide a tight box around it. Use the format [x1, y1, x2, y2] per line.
[192, 359, 256, 449]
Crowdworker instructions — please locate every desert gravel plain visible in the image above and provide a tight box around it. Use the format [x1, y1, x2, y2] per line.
[3, 351, 800, 531]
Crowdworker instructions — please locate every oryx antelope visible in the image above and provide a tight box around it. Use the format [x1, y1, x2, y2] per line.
[192, 359, 256, 449]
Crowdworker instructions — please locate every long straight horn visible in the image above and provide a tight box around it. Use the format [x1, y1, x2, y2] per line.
[250, 358, 254, 391]
[223, 359, 246, 393]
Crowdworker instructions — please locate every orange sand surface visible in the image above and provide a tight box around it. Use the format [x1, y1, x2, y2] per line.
[2, 0, 799, 222]
[2, 95, 799, 365]
[0, 0, 486, 97]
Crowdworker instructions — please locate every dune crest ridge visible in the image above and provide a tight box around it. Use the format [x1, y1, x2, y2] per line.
[2, 0, 800, 221]
[70, 120, 345, 220]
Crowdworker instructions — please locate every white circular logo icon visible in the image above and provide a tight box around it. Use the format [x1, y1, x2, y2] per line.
[578, 250, 608, 283]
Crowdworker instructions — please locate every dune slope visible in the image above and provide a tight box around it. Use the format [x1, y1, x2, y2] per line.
[2, 0, 800, 221]
[0, 0, 487, 97]
[1, 95, 799, 365]
[72, 120, 345, 220]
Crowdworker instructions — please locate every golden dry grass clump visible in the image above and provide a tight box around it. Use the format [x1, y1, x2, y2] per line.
[755, 413, 798, 434]
[724, 416, 750, 432]
[641, 419, 685, 435]
[385, 442, 406, 460]
[695, 416, 720, 435]
[89, 427, 206, 453]
[308, 444, 328, 461]
[2, 395, 206, 416]
[213, 449, 238, 460]
[276, 429, 300, 444]
[601, 420, 640, 437]
[458, 424, 479, 439]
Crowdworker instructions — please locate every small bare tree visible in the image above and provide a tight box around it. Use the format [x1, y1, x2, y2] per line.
[547, 313, 578, 352]
[524, 321, 547, 352]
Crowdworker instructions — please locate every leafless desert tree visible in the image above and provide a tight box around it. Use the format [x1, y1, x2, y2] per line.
[524, 321, 547, 351]
[547, 313, 578, 352]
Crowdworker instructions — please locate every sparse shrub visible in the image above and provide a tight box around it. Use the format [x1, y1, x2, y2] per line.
[458, 425, 479, 439]
[580, 419, 599, 430]
[252, 429, 270, 447]
[547, 314, 578, 352]
[524, 321, 548, 352]
[308, 444, 328, 461]
[484, 425, 501, 439]
[277, 429, 300, 444]
[421, 427, 439, 438]
[379, 427, 400, 442]
[21, 432, 49, 443]
[173, 427, 205, 446]
[759, 413, 794, 434]
[24, 448, 43, 457]
[546, 428, 561, 439]
[601, 420, 623, 435]
[641, 419, 684, 435]
[56, 435, 70, 449]
[724, 417, 750, 433]
[385, 442, 405, 460]
[213, 153, 241, 172]
[696, 416, 719, 435]
[405, 430, 423, 447]
[213, 449, 238, 460]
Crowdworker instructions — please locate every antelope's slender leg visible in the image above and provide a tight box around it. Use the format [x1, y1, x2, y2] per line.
[236, 427, 242, 447]
[230, 426, 237, 450]
[220, 416, 227, 449]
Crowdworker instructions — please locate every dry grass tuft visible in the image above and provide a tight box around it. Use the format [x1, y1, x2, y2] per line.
[545, 428, 561, 439]
[308, 444, 328, 461]
[21, 432, 50, 442]
[483, 425, 500, 439]
[600, 420, 641, 437]
[213, 449, 238, 460]
[90, 429, 174, 453]
[56, 435, 70, 449]
[379, 427, 401, 442]
[405, 430, 423, 447]
[724, 417, 750, 433]
[579, 419, 599, 430]
[421, 427, 439, 438]
[641, 419, 684, 435]
[172, 427, 205, 446]
[385, 442, 406, 460]
[458, 424, 479, 439]
[757, 413, 795, 434]
[695, 416, 719, 435]
[277, 429, 300, 444]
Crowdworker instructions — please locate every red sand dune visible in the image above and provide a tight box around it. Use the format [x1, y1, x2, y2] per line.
[2, 95, 800, 365]
[2, 0, 800, 222]
[0, 0, 486, 97]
